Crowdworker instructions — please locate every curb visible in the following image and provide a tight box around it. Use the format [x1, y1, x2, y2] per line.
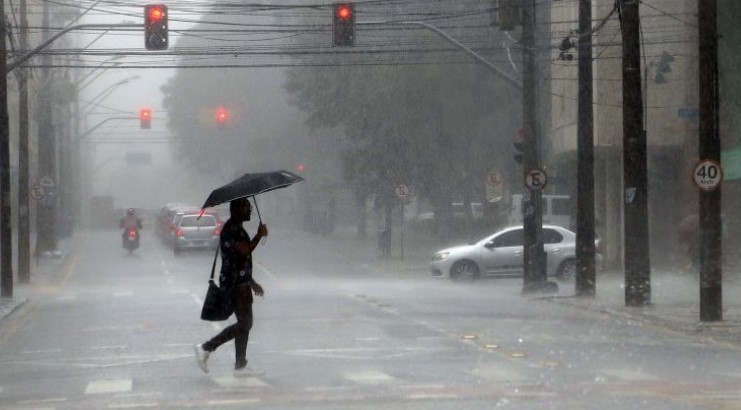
[538, 295, 741, 350]
[0, 297, 28, 325]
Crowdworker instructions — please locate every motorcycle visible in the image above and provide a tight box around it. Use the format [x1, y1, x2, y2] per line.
[123, 227, 140, 254]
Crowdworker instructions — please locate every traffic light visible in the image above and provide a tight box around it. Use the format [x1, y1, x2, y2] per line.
[297, 162, 306, 173]
[144, 4, 168, 50]
[333, 2, 355, 46]
[512, 128, 524, 164]
[216, 106, 229, 126]
[139, 108, 152, 129]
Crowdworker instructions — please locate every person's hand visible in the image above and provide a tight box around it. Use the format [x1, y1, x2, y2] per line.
[251, 281, 264, 297]
[257, 223, 268, 238]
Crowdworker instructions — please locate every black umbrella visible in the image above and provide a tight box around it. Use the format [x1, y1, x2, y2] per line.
[200, 170, 305, 221]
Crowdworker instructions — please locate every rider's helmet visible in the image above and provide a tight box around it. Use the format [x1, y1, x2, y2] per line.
[126, 208, 135, 216]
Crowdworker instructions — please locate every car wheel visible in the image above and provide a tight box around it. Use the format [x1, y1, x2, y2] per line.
[450, 260, 479, 281]
[557, 259, 576, 280]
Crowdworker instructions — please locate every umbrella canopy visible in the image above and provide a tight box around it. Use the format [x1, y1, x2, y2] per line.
[200, 170, 305, 210]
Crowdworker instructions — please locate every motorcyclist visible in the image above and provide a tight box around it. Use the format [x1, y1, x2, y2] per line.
[120, 208, 143, 246]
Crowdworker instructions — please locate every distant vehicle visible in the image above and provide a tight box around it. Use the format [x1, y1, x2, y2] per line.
[508, 194, 571, 228]
[169, 211, 221, 256]
[415, 202, 484, 224]
[430, 225, 603, 281]
[156, 203, 198, 241]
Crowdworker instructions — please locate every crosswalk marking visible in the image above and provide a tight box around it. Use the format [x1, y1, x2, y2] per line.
[208, 398, 260, 405]
[108, 403, 159, 409]
[85, 379, 132, 395]
[344, 371, 395, 384]
[213, 376, 268, 388]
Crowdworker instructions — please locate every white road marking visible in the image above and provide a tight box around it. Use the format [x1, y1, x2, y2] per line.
[213, 377, 267, 387]
[91, 345, 126, 351]
[17, 397, 68, 405]
[344, 371, 395, 384]
[85, 379, 132, 394]
[108, 403, 159, 409]
[407, 393, 459, 400]
[207, 398, 260, 405]
[21, 349, 62, 354]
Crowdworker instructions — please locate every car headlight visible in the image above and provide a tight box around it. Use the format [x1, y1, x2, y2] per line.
[432, 251, 450, 262]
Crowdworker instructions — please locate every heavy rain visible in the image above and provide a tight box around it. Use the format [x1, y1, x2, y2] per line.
[0, 0, 739, 409]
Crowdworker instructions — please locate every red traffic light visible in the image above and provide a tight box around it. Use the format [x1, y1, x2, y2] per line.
[144, 4, 168, 50]
[336, 4, 352, 20]
[333, 2, 355, 46]
[297, 163, 306, 173]
[139, 108, 152, 129]
[216, 106, 230, 124]
[148, 6, 165, 21]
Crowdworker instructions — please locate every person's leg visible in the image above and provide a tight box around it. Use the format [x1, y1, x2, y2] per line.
[232, 284, 254, 370]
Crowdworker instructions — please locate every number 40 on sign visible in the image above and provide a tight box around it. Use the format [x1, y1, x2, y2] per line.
[693, 159, 723, 191]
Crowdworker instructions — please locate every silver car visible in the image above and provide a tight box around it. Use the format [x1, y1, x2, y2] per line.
[430, 225, 603, 280]
[170, 212, 221, 255]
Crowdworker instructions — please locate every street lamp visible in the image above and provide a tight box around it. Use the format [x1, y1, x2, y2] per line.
[80, 75, 139, 116]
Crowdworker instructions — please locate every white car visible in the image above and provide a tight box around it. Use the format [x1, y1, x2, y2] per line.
[430, 225, 603, 280]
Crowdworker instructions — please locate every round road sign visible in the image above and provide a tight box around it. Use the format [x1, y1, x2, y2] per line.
[693, 159, 723, 191]
[30, 183, 43, 200]
[525, 168, 547, 190]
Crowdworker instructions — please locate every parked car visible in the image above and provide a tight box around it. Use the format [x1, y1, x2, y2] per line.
[430, 225, 603, 281]
[169, 211, 222, 255]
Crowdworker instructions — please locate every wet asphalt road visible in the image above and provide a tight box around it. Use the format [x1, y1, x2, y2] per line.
[0, 226, 740, 409]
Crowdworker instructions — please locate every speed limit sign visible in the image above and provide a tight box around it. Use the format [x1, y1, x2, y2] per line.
[693, 159, 723, 191]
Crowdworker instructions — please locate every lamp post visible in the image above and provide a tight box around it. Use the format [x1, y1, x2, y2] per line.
[61, 75, 139, 234]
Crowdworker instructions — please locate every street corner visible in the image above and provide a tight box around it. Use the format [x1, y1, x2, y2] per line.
[0, 297, 28, 324]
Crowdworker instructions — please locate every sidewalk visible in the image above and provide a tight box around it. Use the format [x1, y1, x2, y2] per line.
[313, 224, 741, 348]
[0, 233, 79, 325]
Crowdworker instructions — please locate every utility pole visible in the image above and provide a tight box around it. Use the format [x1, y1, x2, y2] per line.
[36, 0, 58, 256]
[17, 0, 31, 284]
[697, 0, 722, 321]
[618, 0, 651, 307]
[576, 0, 596, 296]
[521, 0, 548, 293]
[0, 0, 12, 297]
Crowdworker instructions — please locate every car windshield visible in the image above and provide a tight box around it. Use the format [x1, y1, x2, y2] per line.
[179, 215, 216, 228]
[2, 2, 732, 409]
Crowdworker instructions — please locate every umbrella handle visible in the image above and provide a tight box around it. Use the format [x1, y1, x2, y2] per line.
[253, 197, 267, 246]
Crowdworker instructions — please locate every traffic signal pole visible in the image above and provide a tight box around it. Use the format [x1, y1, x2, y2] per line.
[618, 0, 651, 307]
[697, 0, 722, 321]
[575, 0, 596, 297]
[520, 0, 549, 293]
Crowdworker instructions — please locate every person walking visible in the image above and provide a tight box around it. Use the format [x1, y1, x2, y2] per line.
[194, 197, 268, 377]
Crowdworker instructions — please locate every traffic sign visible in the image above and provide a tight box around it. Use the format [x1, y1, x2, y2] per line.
[525, 169, 547, 190]
[693, 159, 723, 191]
[30, 183, 43, 200]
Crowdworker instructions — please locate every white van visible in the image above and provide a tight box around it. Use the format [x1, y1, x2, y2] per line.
[508, 194, 572, 228]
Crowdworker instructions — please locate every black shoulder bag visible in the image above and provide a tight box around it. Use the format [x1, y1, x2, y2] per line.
[200, 246, 233, 321]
